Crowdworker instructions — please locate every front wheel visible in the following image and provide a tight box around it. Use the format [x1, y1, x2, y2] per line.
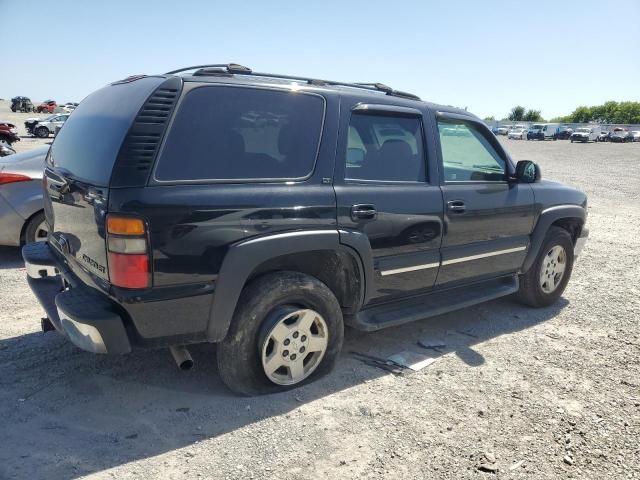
[517, 227, 574, 307]
[35, 126, 49, 138]
[217, 271, 344, 395]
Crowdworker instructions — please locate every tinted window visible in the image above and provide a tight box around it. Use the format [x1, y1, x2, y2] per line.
[345, 113, 425, 182]
[438, 119, 506, 182]
[48, 76, 165, 186]
[155, 87, 325, 181]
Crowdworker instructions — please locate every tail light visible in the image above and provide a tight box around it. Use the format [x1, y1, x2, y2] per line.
[0, 173, 32, 185]
[106, 215, 150, 289]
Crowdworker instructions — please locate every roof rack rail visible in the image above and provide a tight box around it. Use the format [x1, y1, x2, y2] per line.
[165, 63, 252, 75]
[164, 63, 421, 101]
[354, 83, 421, 101]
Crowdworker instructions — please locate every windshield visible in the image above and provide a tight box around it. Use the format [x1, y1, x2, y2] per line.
[531, 124, 543, 130]
[576, 128, 590, 133]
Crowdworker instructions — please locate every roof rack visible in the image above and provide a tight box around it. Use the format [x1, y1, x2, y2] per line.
[164, 63, 421, 101]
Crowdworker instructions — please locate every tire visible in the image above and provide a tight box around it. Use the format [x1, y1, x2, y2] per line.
[217, 271, 344, 395]
[23, 211, 48, 244]
[35, 126, 49, 138]
[517, 226, 574, 308]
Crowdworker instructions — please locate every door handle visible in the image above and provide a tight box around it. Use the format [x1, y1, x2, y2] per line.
[447, 200, 466, 214]
[351, 204, 377, 221]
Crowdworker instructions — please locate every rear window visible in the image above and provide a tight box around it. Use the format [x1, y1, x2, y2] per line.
[48, 76, 165, 186]
[155, 86, 325, 182]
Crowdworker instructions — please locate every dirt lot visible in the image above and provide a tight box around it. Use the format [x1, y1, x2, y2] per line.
[0, 123, 639, 479]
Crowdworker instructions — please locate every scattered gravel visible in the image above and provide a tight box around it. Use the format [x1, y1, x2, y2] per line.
[0, 122, 638, 479]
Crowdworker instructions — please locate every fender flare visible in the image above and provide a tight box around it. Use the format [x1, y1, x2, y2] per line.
[206, 229, 372, 341]
[522, 205, 585, 273]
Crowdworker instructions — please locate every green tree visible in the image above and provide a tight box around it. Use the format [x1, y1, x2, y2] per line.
[523, 109, 544, 122]
[562, 101, 640, 124]
[483, 115, 496, 122]
[569, 106, 593, 123]
[508, 106, 526, 121]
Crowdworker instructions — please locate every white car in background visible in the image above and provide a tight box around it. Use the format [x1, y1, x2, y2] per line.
[508, 127, 527, 139]
[495, 125, 510, 135]
[24, 114, 70, 138]
[631, 131, 640, 142]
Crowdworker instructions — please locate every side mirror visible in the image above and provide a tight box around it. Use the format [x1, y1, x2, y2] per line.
[514, 160, 541, 183]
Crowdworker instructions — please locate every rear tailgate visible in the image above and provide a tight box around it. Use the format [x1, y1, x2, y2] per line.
[44, 76, 168, 285]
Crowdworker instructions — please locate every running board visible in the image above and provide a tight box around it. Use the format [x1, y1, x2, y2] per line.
[347, 275, 519, 332]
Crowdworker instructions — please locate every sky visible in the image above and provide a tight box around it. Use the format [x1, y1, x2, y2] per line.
[1, 0, 638, 120]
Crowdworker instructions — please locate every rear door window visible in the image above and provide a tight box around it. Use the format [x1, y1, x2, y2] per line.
[345, 113, 426, 182]
[155, 86, 325, 182]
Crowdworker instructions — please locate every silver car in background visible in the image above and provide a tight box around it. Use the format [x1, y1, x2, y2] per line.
[0, 146, 48, 245]
[25, 114, 70, 138]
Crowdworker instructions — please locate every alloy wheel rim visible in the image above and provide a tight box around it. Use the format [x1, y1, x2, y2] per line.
[539, 245, 566, 294]
[261, 308, 329, 386]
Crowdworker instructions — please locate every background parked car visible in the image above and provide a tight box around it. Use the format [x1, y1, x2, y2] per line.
[24, 114, 69, 137]
[59, 102, 78, 113]
[556, 126, 574, 140]
[0, 146, 48, 245]
[596, 131, 609, 142]
[36, 100, 57, 114]
[507, 127, 527, 139]
[631, 131, 640, 142]
[609, 128, 633, 143]
[495, 125, 511, 135]
[570, 126, 599, 143]
[0, 121, 20, 144]
[10, 96, 35, 113]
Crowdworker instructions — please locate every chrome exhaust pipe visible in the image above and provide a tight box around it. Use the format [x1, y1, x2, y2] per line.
[169, 346, 194, 370]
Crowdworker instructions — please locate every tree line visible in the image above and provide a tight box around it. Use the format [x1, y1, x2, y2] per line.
[484, 101, 640, 124]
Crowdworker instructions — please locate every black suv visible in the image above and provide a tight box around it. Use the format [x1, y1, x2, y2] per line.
[23, 64, 589, 395]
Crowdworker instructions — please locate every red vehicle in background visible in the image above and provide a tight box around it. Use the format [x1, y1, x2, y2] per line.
[0, 121, 20, 144]
[36, 100, 57, 114]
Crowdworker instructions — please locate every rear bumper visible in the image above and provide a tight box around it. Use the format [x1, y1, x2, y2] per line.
[0, 195, 25, 246]
[22, 242, 131, 354]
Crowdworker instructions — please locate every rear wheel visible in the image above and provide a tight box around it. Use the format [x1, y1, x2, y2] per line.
[517, 227, 574, 307]
[23, 212, 48, 244]
[217, 271, 344, 395]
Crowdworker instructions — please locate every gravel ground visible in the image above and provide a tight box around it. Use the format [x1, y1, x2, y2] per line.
[0, 126, 639, 479]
